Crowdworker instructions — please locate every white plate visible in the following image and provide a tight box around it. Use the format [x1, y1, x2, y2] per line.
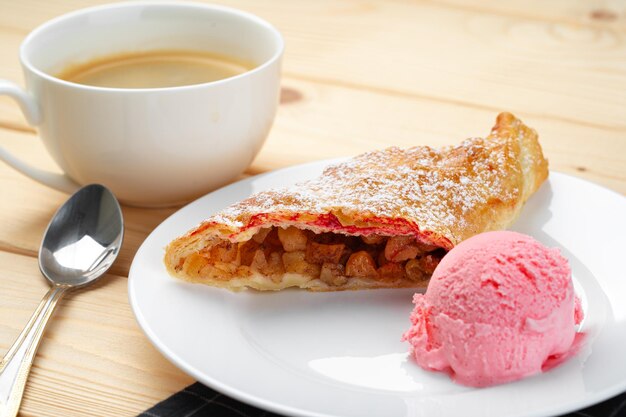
[128, 161, 626, 417]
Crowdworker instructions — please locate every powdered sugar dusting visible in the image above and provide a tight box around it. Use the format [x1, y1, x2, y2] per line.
[204, 113, 547, 247]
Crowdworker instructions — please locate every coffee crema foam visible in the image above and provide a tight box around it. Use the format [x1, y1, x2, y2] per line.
[56, 49, 255, 88]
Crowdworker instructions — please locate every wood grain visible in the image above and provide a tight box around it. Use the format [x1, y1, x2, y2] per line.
[0, 252, 193, 417]
[1, 0, 625, 131]
[0, 1, 624, 416]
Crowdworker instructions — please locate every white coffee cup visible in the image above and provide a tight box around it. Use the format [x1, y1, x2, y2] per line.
[0, 2, 283, 207]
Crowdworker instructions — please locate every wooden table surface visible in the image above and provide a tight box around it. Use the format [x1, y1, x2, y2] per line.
[0, 1, 624, 416]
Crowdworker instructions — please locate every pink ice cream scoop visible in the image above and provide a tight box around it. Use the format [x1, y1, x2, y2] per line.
[402, 231, 583, 387]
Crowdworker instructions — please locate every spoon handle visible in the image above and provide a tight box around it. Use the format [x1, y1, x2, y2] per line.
[0, 286, 68, 417]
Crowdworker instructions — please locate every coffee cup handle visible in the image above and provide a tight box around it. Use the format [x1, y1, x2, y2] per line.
[0, 80, 80, 194]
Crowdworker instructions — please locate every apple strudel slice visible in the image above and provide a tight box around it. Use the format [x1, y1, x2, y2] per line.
[164, 112, 548, 291]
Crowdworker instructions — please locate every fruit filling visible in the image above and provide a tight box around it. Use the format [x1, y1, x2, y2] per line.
[179, 226, 446, 286]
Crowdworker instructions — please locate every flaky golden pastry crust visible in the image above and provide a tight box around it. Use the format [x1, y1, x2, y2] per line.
[165, 112, 548, 291]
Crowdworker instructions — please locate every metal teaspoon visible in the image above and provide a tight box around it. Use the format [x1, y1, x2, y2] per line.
[0, 184, 124, 417]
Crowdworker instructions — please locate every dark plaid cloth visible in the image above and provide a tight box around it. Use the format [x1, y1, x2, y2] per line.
[138, 383, 283, 417]
[139, 382, 626, 417]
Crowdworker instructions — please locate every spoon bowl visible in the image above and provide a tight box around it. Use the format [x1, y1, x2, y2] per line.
[0, 184, 123, 417]
[39, 184, 123, 286]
